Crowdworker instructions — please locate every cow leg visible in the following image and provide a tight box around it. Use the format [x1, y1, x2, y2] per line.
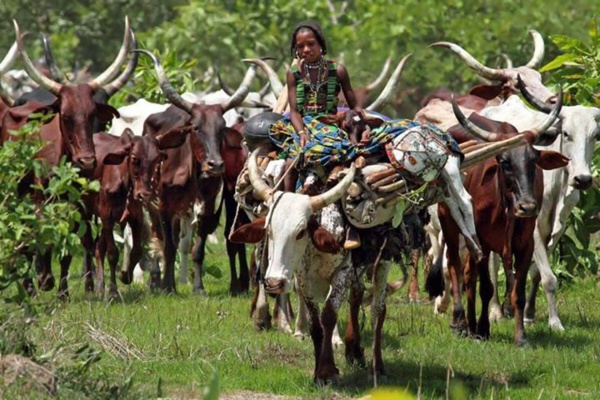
[160, 211, 178, 294]
[434, 250, 452, 315]
[304, 299, 326, 383]
[408, 248, 421, 302]
[95, 230, 107, 297]
[178, 215, 193, 285]
[477, 256, 493, 339]
[371, 260, 391, 380]
[344, 271, 366, 367]
[512, 255, 531, 347]
[122, 217, 145, 287]
[488, 252, 504, 322]
[226, 239, 241, 295]
[81, 223, 96, 293]
[251, 283, 272, 331]
[57, 253, 72, 300]
[446, 243, 467, 334]
[441, 157, 482, 262]
[529, 227, 563, 330]
[273, 293, 293, 333]
[191, 231, 208, 296]
[464, 255, 479, 337]
[37, 249, 55, 291]
[105, 225, 120, 300]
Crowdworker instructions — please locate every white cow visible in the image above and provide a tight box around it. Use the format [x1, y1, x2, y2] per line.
[232, 151, 380, 384]
[480, 93, 600, 330]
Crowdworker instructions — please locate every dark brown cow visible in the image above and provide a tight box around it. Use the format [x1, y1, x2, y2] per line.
[134, 49, 254, 293]
[4, 18, 134, 297]
[92, 127, 189, 298]
[429, 98, 568, 345]
[221, 121, 250, 294]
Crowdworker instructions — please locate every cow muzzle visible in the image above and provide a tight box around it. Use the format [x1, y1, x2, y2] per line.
[514, 201, 538, 218]
[75, 156, 97, 171]
[264, 278, 286, 294]
[201, 159, 225, 176]
[572, 174, 593, 190]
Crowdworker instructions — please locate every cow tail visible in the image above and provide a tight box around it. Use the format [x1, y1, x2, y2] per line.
[425, 249, 444, 298]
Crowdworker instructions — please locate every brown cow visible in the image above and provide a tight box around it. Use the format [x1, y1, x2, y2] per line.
[430, 97, 567, 345]
[92, 127, 189, 298]
[134, 49, 255, 293]
[4, 18, 135, 298]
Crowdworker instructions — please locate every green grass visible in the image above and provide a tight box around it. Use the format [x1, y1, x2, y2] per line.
[9, 235, 600, 399]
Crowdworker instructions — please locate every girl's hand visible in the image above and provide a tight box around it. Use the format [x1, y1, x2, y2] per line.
[299, 130, 309, 148]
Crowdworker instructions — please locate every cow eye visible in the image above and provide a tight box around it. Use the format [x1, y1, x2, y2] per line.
[562, 130, 569, 138]
[595, 129, 600, 140]
[131, 156, 141, 166]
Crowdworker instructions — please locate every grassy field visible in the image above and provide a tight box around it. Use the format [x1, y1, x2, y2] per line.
[5, 236, 600, 399]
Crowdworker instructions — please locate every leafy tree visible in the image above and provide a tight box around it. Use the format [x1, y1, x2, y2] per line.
[0, 116, 98, 297]
[542, 19, 600, 278]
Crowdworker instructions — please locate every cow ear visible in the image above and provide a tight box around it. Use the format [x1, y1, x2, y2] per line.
[536, 150, 570, 170]
[532, 127, 560, 146]
[364, 117, 384, 128]
[469, 84, 503, 100]
[96, 103, 120, 122]
[306, 219, 341, 254]
[229, 216, 267, 243]
[223, 127, 244, 149]
[121, 128, 134, 143]
[156, 126, 189, 150]
[103, 144, 131, 165]
[481, 163, 498, 186]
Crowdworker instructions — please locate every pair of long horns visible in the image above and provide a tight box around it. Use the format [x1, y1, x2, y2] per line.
[430, 30, 544, 82]
[452, 78, 563, 142]
[133, 49, 255, 113]
[242, 54, 411, 112]
[13, 16, 134, 95]
[247, 148, 356, 212]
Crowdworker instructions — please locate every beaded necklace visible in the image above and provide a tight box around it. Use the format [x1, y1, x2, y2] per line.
[302, 58, 329, 113]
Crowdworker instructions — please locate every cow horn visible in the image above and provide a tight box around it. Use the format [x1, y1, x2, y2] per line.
[365, 55, 392, 91]
[310, 163, 357, 212]
[516, 74, 555, 114]
[41, 34, 69, 84]
[88, 16, 132, 89]
[133, 49, 194, 113]
[366, 53, 411, 111]
[524, 30, 545, 69]
[501, 53, 513, 69]
[258, 81, 271, 98]
[0, 40, 19, 75]
[243, 58, 284, 98]
[220, 64, 256, 112]
[103, 29, 139, 96]
[431, 41, 510, 81]
[247, 148, 273, 203]
[13, 20, 62, 95]
[452, 95, 502, 142]
[528, 85, 562, 136]
[216, 66, 235, 96]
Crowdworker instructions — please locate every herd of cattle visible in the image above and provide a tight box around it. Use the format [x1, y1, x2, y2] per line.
[2, 17, 599, 385]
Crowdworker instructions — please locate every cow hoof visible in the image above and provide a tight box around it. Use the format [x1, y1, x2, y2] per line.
[314, 373, 340, 387]
[119, 271, 133, 285]
[194, 288, 207, 297]
[57, 290, 69, 301]
[253, 319, 272, 332]
[293, 331, 307, 341]
[489, 306, 503, 322]
[515, 337, 529, 347]
[369, 371, 388, 383]
[549, 318, 565, 331]
[38, 275, 55, 291]
[345, 350, 366, 368]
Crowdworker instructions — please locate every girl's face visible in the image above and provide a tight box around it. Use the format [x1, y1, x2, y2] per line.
[295, 29, 322, 63]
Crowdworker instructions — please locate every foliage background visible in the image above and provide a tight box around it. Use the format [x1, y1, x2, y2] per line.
[1, 0, 597, 117]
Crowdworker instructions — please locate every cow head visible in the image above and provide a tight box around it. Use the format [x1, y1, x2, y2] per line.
[14, 18, 135, 170]
[122, 126, 189, 204]
[452, 95, 567, 218]
[136, 49, 257, 177]
[230, 149, 355, 294]
[516, 75, 600, 191]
